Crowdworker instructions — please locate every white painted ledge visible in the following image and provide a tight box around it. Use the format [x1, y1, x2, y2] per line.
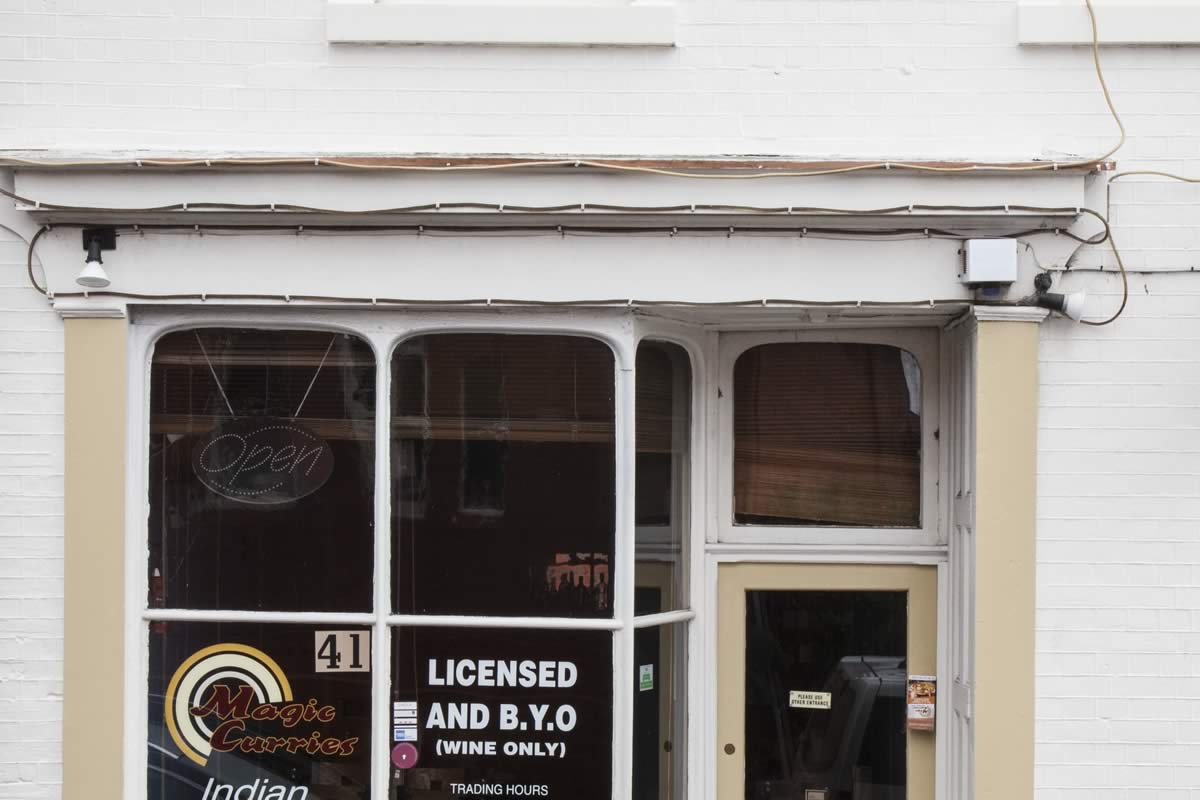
[972, 306, 1049, 323]
[1018, 1, 1200, 45]
[326, 1, 676, 46]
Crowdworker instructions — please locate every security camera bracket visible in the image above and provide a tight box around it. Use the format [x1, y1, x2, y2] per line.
[81, 227, 116, 252]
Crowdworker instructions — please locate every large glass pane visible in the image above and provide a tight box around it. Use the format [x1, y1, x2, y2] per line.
[391, 335, 616, 617]
[632, 622, 687, 800]
[745, 590, 906, 800]
[733, 343, 921, 528]
[635, 342, 690, 615]
[147, 622, 373, 800]
[388, 626, 613, 800]
[148, 329, 376, 612]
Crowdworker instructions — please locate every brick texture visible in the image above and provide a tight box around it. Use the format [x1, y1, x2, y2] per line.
[0, 227, 63, 800]
[1036, 273, 1200, 798]
[0, 1, 1198, 798]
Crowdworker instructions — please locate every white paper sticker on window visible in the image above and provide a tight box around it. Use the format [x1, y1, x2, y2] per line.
[789, 690, 831, 709]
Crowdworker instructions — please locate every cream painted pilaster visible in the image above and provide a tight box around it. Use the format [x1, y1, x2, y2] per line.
[972, 306, 1045, 800]
[62, 313, 127, 800]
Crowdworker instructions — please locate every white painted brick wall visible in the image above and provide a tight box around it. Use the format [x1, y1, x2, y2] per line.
[0, 1, 1199, 798]
[1038, 272, 1200, 799]
[0, 0, 1196, 273]
[0, 227, 63, 800]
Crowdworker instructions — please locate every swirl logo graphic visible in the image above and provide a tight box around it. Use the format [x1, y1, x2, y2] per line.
[164, 643, 293, 766]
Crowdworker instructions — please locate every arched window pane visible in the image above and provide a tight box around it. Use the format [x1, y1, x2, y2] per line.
[392, 334, 616, 617]
[148, 329, 376, 612]
[635, 341, 690, 614]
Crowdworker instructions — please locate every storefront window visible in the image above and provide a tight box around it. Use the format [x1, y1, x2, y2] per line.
[633, 342, 691, 799]
[391, 334, 616, 618]
[632, 621, 687, 800]
[148, 622, 374, 800]
[388, 627, 614, 800]
[733, 343, 922, 528]
[635, 342, 690, 615]
[148, 328, 376, 611]
[143, 322, 685, 800]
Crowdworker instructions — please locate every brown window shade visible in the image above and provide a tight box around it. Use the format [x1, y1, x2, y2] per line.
[733, 343, 921, 528]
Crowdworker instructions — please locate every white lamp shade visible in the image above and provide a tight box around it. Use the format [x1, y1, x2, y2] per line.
[76, 260, 111, 288]
[1035, 288, 1087, 322]
[1061, 289, 1087, 322]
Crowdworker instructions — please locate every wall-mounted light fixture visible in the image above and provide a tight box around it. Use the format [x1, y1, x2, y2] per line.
[77, 228, 116, 288]
[1032, 272, 1087, 321]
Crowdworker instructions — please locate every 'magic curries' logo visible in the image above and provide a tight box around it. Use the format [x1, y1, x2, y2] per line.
[164, 643, 360, 768]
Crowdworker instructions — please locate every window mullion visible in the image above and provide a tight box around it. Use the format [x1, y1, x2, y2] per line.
[372, 334, 393, 800]
[386, 614, 622, 630]
[630, 609, 695, 629]
[141, 609, 376, 624]
[615, 348, 637, 800]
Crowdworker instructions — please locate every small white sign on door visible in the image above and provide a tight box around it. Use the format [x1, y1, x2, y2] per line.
[789, 690, 831, 710]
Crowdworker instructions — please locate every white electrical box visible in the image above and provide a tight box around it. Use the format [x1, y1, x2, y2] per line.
[962, 238, 1018, 285]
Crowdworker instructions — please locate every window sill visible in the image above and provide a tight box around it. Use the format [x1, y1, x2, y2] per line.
[326, 1, 676, 47]
[1018, 0, 1200, 45]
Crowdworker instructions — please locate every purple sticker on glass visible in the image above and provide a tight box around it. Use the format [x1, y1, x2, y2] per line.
[391, 742, 419, 769]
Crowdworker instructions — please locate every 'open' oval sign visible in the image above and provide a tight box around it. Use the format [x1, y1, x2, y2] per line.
[191, 417, 335, 505]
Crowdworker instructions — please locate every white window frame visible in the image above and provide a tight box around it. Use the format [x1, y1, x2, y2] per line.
[1018, 0, 1200, 46]
[123, 307, 958, 800]
[124, 307, 699, 800]
[631, 337, 693, 593]
[714, 327, 943, 547]
[326, 0, 676, 47]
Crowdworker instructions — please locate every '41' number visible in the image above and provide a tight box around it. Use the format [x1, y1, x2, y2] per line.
[314, 630, 371, 673]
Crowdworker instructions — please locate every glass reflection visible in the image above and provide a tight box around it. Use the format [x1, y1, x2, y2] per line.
[745, 590, 906, 800]
[391, 335, 616, 617]
[148, 329, 376, 612]
[147, 622, 372, 800]
[635, 342, 690, 615]
[632, 622, 687, 800]
[734, 343, 921, 528]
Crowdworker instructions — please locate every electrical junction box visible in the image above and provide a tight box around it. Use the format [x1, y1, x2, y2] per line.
[961, 238, 1018, 286]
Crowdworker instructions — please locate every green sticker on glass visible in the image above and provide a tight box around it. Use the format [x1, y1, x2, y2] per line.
[638, 664, 654, 691]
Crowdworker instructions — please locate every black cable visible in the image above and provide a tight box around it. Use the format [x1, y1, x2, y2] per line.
[26, 225, 49, 295]
[20, 210, 1126, 323]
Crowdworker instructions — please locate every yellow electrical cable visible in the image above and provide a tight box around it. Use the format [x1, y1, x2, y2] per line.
[1083, 0, 1125, 163]
[0, 0, 1123, 177]
[6, 0, 1134, 324]
[1111, 171, 1200, 183]
[1107, 170, 1200, 216]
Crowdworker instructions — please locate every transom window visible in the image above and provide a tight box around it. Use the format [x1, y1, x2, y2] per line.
[733, 342, 922, 528]
[717, 329, 941, 546]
